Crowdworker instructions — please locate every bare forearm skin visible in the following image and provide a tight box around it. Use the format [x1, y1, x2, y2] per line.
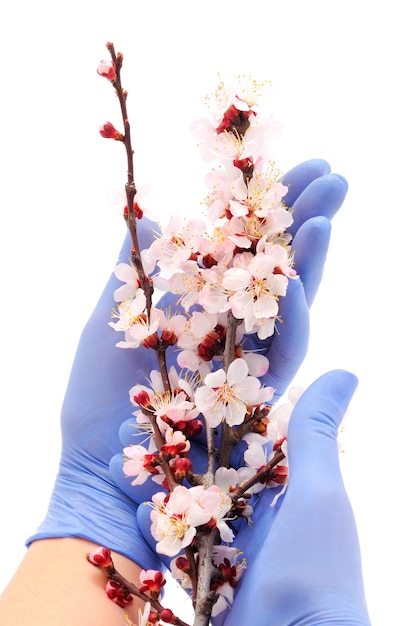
[0, 538, 145, 625]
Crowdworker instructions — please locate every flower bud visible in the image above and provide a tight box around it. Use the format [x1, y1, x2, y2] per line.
[181, 419, 203, 437]
[273, 436, 287, 452]
[172, 457, 193, 481]
[271, 465, 288, 485]
[139, 569, 166, 594]
[99, 122, 124, 140]
[142, 332, 159, 349]
[175, 556, 191, 573]
[86, 546, 113, 569]
[159, 608, 176, 623]
[123, 201, 143, 219]
[161, 328, 178, 346]
[97, 60, 116, 81]
[105, 580, 133, 607]
[132, 389, 151, 407]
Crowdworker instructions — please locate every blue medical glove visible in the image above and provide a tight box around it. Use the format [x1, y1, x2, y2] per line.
[219, 370, 371, 626]
[26, 218, 164, 570]
[136, 371, 371, 626]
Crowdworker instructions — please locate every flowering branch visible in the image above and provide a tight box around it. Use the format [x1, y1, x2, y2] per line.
[101, 42, 154, 316]
[97, 44, 300, 626]
[87, 547, 190, 626]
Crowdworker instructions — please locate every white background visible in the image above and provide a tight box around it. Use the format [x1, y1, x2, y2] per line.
[1, 1, 418, 623]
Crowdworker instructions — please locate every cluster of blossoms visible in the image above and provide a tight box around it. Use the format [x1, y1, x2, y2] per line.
[97, 49, 300, 625]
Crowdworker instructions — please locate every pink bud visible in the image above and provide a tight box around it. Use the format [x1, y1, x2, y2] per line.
[97, 60, 116, 81]
[171, 457, 192, 481]
[86, 546, 113, 568]
[105, 580, 133, 608]
[99, 122, 123, 140]
[159, 608, 176, 623]
[139, 569, 166, 594]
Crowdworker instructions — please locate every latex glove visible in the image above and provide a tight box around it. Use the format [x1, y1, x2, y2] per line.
[220, 370, 371, 625]
[26, 218, 164, 570]
[137, 371, 371, 626]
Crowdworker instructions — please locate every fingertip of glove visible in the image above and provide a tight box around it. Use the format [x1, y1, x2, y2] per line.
[290, 369, 359, 436]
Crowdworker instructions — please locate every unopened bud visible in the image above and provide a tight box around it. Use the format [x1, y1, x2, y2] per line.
[97, 60, 116, 81]
[86, 546, 113, 569]
[172, 457, 193, 481]
[99, 122, 124, 140]
[161, 328, 178, 345]
[175, 556, 191, 573]
[105, 580, 132, 607]
[133, 390, 151, 407]
[159, 608, 176, 623]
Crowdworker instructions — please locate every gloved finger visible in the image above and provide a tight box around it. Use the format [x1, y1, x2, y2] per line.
[118, 417, 151, 448]
[292, 216, 332, 308]
[287, 172, 348, 236]
[222, 370, 367, 625]
[258, 277, 309, 399]
[286, 369, 358, 485]
[281, 159, 331, 206]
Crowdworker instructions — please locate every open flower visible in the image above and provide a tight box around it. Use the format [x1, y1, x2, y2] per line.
[113, 262, 141, 302]
[123, 444, 163, 486]
[222, 253, 289, 336]
[150, 486, 213, 557]
[150, 484, 233, 557]
[194, 358, 261, 427]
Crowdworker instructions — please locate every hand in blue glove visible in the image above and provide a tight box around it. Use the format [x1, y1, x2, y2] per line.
[26, 218, 164, 570]
[220, 370, 371, 625]
[28, 158, 347, 575]
[137, 371, 371, 626]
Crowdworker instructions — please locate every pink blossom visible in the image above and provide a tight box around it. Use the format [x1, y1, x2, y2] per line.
[129, 371, 198, 433]
[161, 428, 191, 456]
[229, 163, 288, 218]
[86, 546, 113, 568]
[113, 262, 140, 302]
[146, 216, 206, 271]
[150, 486, 212, 556]
[267, 385, 304, 449]
[105, 580, 132, 607]
[123, 444, 163, 486]
[109, 304, 160, 350]
[211, 546, 245, 617]
[168, 261, 226, 313]
[222, 253, 288, 334]
[139, 568, 166, 594]
[108, 290, 147, 343]
[194, 358, 262, 427]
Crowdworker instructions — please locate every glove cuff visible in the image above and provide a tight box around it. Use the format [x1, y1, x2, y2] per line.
[26, 471, 161, 571]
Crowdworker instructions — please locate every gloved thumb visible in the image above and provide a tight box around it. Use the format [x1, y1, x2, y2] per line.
[287, 369, 358, 487]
